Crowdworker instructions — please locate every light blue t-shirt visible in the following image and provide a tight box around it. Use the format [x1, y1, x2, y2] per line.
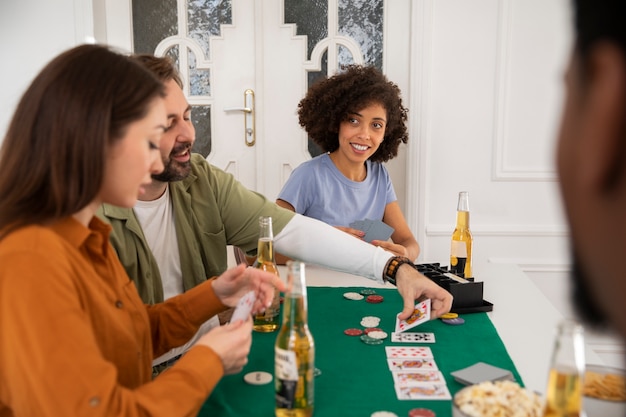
[277, 153, 397, 227]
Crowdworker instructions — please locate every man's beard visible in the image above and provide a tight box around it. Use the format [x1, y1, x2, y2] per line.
[151, 159, 191, 182]
[570, 249, 609, 329]
[151, 145, 192, 182]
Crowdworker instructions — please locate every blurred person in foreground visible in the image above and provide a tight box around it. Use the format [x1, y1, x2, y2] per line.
[97, 55, 452, 372]
[558, 0, 626, 346]
[0, 44, 283, 416]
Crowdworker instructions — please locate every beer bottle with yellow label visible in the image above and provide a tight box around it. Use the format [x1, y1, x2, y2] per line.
[275, 261, 315, 417]
[450, 191, 473, 278]
[252, 216, 281, 332]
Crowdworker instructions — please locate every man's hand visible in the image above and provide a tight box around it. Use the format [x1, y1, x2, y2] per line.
[212, 263, 286, 313]
[394, 264, 453, 320]
[195, 317, 253, 375]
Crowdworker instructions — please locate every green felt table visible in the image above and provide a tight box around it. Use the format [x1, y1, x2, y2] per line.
[198, 287, 522, 417]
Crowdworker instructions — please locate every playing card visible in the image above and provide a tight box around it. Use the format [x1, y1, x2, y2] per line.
[450, 362, 514, 385]
[230, 290, 256, 322]
[385, 346, 433, 359]
[395, 299, 431, 333]
[387, 358, 438, 371]
[391, 332, 435, 343]
[392, 370, 446, 386]
[394, 383, 451, 400]
[349, 218, 394, 243]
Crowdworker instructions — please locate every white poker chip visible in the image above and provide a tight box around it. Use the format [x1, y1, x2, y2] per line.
[343, 292, 364, 300]
[362, 316, 381, 323]
[244, 371, 273, 385]
[367, 330, 388, 340]
[360, 320, 380, 328]
[371, 412, 399, 417]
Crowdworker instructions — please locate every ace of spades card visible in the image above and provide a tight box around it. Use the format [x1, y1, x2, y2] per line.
[395, 299, 431, 333]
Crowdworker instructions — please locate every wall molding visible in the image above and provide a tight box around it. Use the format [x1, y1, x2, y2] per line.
[488, 257, 570, 273]
[426, 224, 568, 237]
[492, 0, 557, 182]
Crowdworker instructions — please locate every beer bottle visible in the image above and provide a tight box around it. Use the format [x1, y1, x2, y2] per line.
[275, 261, 315, 417]
[252, 216, 281, 332]
[450, 191, 473, 278]
[543, 319, 585, 417]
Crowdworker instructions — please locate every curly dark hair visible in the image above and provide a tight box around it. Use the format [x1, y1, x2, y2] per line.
[298, 65, 408, 163]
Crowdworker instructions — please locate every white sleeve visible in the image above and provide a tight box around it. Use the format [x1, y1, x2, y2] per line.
[274, 214, 393, 284]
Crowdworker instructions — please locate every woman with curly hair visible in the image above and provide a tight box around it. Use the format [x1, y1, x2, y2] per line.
[277, 65, 420, 261]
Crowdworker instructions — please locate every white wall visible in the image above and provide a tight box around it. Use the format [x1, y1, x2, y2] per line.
[0, 0, 93, 139]
[407, 0, 573, 277]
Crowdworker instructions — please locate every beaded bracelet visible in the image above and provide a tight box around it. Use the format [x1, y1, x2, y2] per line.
[383, 256, 413, 286]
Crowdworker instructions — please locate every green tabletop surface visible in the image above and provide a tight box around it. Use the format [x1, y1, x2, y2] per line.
[198, 287, 521, 417]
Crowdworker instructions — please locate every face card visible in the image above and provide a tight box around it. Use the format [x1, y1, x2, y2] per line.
[394, 383, 451, 400]
[387, 358, 438, 371]
[395, 299, 431, 333]
[230, 290, 256, 322]
[385, 346, 433, 359]
[392, 370, 446, 386]
[391, 332, 435, 343]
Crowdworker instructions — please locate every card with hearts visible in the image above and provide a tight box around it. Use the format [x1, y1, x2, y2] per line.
[395, 299, 431, 333]
[230, 290, 256, 322]
[385, 346, 433, 359]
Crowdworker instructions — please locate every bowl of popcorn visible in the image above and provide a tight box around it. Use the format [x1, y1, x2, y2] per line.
[452, 380, 543, 417]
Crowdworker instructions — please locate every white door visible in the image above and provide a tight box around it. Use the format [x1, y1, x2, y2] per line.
[99, 0, 409, 201]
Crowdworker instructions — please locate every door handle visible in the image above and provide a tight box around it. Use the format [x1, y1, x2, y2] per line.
[224, 89, 255, 147]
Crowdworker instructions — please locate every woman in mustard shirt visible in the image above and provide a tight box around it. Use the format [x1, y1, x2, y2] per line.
[0, 44, 281, 417]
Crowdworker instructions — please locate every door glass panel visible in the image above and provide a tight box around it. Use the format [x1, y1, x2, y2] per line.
[284, 0, 384, 157]
[132, 0, 177, 54]
[284, 0, 328, 59]
[338, 0, 383, 68]
[131, 0, 232, 157]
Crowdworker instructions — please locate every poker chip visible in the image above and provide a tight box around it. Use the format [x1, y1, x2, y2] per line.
[367, 330, 388, 340]
[360, 316, 381, 328]
[440, 312, 458, 319]
[361, 334, 384, 345]
[360, 289, 377, 295]
[243, 371, 272, 385]
[343, 291, 365, 300]
[371, 411, 398, 417]
[442, 317, 465, 326]
[364, 327, 383, 334]
[366, 294, 384, 304]
[408, 408, 436, 417]
[344, 328, 364, 336]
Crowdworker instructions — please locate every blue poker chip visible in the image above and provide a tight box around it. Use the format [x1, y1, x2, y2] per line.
[442, 317, 465, 326]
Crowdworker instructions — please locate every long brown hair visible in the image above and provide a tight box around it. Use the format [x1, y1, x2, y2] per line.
[0, 44, 164, 239]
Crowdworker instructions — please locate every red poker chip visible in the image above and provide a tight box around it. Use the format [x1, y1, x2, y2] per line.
[364, 327, 383, 334]
[344, 328, 364, 336]
[408, 408, 436, 417]
[366, 294, 384, 303]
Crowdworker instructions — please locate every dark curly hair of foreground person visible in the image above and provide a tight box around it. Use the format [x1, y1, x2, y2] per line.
[297, 65, 409, 163]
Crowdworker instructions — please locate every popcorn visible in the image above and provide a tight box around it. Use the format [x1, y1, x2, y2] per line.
[454, 380, 543, 417]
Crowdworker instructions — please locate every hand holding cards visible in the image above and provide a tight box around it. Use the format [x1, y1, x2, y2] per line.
[230, 290, 256, 322]
[395, 299, 431, 333]
[349, 218, 394, 243]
